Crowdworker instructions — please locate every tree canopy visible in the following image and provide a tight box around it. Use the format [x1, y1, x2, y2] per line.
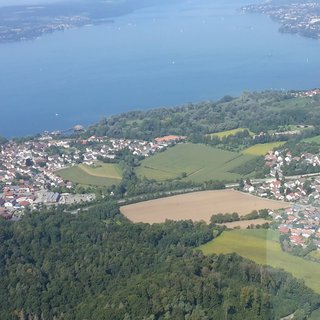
[0, 202, 319, 319]
[84, 91, 320, 140]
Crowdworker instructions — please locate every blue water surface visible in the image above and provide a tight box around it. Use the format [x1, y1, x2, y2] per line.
[0, 0, 320, 137]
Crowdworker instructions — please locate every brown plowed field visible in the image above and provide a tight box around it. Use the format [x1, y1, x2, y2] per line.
[120, 190, 290, 224]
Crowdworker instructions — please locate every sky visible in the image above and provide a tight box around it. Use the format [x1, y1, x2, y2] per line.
[0, 0, 79, 6]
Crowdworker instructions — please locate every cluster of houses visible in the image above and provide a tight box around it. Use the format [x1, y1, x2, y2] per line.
[272, 205, 320, 249]
[242, 2, 320, 39]
[0, 184, 65, 220]
[79, 135, 185, 165]
[243, 183, 320, 248]
[3, 128, 320, 251]
[264, 149, 320, 182]
[0, 134, 185, 219]
[292, 89, 320, 98]
[242, 148, 320, 248]
[244, 176, 320, 205]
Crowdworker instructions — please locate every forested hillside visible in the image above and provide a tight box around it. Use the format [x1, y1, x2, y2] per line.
[0, 202, 319, 319]
[86, 91, 320, 140]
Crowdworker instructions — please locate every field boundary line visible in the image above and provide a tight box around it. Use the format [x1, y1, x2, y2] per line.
[142, 165, 177, 175]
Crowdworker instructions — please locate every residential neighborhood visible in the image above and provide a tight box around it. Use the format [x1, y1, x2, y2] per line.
[242, 147, 320, 249]
[2, 128, 320, 252]
[292, 88, 320, 98]
[242, 2, 320, 39]
[0, 133, 185, 220]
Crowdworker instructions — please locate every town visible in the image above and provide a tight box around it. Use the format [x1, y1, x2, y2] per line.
[242, 147, 320, 251]
[0, 12, 92, 43]
[2, 127, 320, 252]
[2, 101, 320, 255]
[242, 2, 320, 39]
[0, 3, 113, 43]
[0, 133, 184, 220]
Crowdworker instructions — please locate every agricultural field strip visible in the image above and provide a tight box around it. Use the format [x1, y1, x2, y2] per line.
[121, 190, 289, 224]
[57, 164, 122, 187]
[242, 142, 286, 156]
[220, 218, 268, 229]
[198, 230, 320, 294]
[78, 163, 122, 179]
[143, 164, 225, 179]
[136, 143, 257, 182]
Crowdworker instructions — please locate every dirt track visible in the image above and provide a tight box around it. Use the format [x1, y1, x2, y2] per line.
[120, 190, 289, 224]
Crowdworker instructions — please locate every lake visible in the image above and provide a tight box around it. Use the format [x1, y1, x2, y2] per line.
[1, 0, 320, 137]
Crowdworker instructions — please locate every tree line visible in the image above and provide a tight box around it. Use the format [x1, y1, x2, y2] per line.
[0, 202, 319, 319]
[83, 91, 320, 141]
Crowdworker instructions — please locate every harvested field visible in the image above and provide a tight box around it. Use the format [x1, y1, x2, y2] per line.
[220, 218, 269, 229]
[120, 190, 289, 224]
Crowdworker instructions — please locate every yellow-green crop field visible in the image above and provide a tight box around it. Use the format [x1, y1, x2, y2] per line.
[57, 162, 122, 187]
[208, 127, 254, 139]
[135, 143, 256, 182]
[198, 229, 320, 294]
[242, 142, 286, 156]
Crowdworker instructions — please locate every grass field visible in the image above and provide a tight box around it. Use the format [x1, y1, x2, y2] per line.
[121, 190, 289, 224]
[220, 218, 269, 229]
[57, 162, 122, 187]
[198, 229, 320, 294]
[303, 135, 320, 144]
[307, 250, 320, 262]
[208, 128, 254, 139]
[136, 143, 256, 182]
[242, 142, 286, 156]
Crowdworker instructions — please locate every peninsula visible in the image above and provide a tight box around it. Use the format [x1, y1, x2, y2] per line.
[0, 0, 158, 43]
[242, 1, 320, 39]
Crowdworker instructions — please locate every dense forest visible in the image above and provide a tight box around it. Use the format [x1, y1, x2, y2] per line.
[85, 91, 320, 140]
[0, 202, 319, 320]
[2, 91, 320, 319]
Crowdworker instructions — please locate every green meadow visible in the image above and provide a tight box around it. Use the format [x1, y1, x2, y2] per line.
[135, 143, 256, 182]
[57, 162, 122, 187]
[198, 229, 320, 294]
[303, 135, 320, 144]
[242, 142, 286, 156]
[208, 127, 254, 139]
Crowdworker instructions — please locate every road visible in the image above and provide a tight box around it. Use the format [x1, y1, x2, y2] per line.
[68, 172, 320, 212]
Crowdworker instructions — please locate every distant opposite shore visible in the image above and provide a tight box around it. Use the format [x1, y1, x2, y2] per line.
[1, 0, 320, 137]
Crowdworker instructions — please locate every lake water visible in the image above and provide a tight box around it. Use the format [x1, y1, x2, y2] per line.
[1, 0, 320, 137]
